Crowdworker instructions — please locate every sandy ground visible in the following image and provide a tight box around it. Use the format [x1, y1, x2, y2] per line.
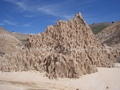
[0, 64, 120, 90]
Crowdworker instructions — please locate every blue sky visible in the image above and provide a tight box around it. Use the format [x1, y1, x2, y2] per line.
[0, 0, 120, 34]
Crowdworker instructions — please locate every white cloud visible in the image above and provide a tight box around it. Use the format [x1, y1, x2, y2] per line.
[4, 0, 72, 19]
[4, 0, 28, 11]
[81, 0, 98, 5]
[63, 15, 74, 19]
[3, 20, 32, 27]
[37, 6, 73, 19]
[37, 7, 58, 17]
[0, 23, 4, 25]
[24, 15, 34, 18]
[3, 20, 18, 26]
[6, 15, 14, 19]
[4, 0, 84, 19]
[21, 23, 31, 27]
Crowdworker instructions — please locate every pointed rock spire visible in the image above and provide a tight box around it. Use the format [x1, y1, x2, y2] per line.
[73, 12, 87, 25]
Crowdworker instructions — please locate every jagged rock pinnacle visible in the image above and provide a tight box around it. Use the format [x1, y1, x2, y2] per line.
[73, 12, 86, 25]
[75, 12, 83, 19]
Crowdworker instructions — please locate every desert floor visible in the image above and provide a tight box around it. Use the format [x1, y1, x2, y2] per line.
[0, 64, 120, 90]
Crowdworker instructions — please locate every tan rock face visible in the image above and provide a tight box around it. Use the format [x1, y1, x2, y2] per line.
[0, 13, 115, 78]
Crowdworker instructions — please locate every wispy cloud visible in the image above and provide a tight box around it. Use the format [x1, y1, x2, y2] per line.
[81, 0, 98, 5]
[3, 20, 32, 27]
[4, 0, 73, 19]
[21, 23, 31, 27]
[37, 7, 57, 17]
[37, 6, 73, 19]
[3, 0, 97, 20]
[64, 15, 74, 19]
[6, 15, 14, 19]
[0, 23, 4, 25]
[24, 15, 34, 18]
[4, 0, 28, 11]
[3, 20, 18, 26]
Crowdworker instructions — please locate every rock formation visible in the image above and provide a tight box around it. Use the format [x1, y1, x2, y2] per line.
[0, 13, 115, 78]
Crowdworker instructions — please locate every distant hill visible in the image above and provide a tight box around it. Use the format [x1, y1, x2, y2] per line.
[0, 27, 29, 55]
[0, 27, 21, 54]
[96, 21, 120, 62]
[90, 22, 112, 34]
[96, 21, 120, 47]
[11, 32, 29, 43]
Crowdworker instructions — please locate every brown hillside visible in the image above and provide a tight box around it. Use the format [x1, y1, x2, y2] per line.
[0, 27, 21, 54]
[11, 32, 29, 43]
[96, 21, 120, 45]
[96, 21, 120, 62]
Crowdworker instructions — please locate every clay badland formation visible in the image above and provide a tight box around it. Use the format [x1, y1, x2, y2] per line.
[0, 13, 116, 78]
